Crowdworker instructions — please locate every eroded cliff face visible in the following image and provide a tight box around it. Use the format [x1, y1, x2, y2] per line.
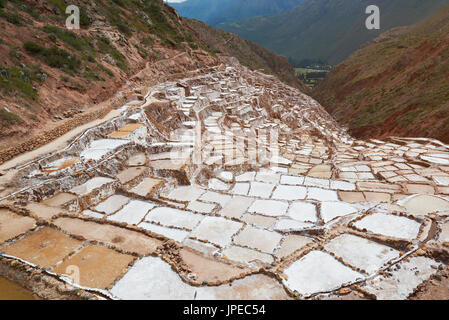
[1, 56, 449, 300]
[313, 5, 449, 144]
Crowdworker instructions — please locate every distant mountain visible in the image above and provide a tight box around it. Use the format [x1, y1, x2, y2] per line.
[313, 4, 449, 143]
[170, 0, 304, 27]
[221, 0, 449, 66]
[184, 18, 309, 93]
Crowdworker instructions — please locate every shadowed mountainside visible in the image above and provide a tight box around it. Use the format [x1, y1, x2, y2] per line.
[220, 0, 449, 66]
[171, 0, 304, 27]
[313, 4, 449, 143]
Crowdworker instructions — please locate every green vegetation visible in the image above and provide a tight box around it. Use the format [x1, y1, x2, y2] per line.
[24, 41, 81, 73]
[0, 108, 22, 126]
[42, 25, 94, 53]
[295, 68, 330, 88]
[0, 64, 45, 100]
[8, 0, 40, 19]
[96, 37, 127, 71]
[47, 0, 66, 13]
[0, 7, 25, 25]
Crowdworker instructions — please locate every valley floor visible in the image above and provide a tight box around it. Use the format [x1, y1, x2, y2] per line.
[1, 59, 449, 300]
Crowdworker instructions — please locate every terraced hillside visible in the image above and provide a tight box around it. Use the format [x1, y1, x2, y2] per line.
[314, 4, 449, 144]
[1, 57, 449, 300]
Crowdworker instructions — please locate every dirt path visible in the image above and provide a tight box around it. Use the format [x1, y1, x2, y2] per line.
[0, 107, 127, 172]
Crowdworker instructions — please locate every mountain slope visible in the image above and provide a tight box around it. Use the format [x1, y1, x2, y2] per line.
[313, 4, 449, 143]
[170, 0, 304, 27]
[221, 0, 449, 65]
[184, 18, 308, 92]
[0, 0, 218, 150]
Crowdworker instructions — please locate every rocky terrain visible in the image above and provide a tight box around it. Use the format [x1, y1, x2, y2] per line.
[0, 56, 449, 300]
[314, 4, 449, 144]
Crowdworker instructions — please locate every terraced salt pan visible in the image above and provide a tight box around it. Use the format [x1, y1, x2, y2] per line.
[208, 178, 230, 191]
[199, 191, 231, 208]
[231, 183, 250, 196]
[272, 185, 307, 201]
[320, 202, 358, 223]
[420, 155, 449, 165]
[80, 139, 129, 161]
[353, 212, 421, 240]
[233, 226, 282, 254]
[362, 256, 439, 300]
[274, 219, 316, 232]
[111, 257, 196, 300]
[399, 195, 449, 215]
[191, 216, 242, 247]
[275, 235, 313, 258]
[130, 177, 163, 197]
[248, 200, 289, 217]
[41, 157, 79, 173]
[82, 210, 104, 219]
[438, 221, 449, 242]
[248, 182, 275, 198]
[235, 172, 256, 182]
[164, 186, 205, 202]
[195, 274, 289, 300]
[94, 195, 130, 215]
[221, 246, 274, 265]
[139, 222, 189, 242]
[255, 171, 280, 184]
[218, 171, 233, 183]
[280, 175, 305, 185]
[304, 177, 330, 188]
[219, 196, 254, 219]
[108, 200, 156, 225]
[283, 251, 363, 297]
[187, 201, 217, 213]
[42, 193, 77, 207]
[127, 153, 146, 166]
[70, 177, 115, 196]
[145, 207, 203, 230]
[433, 176, 449, 186]
[287, 202, 317, 223]
[324, 234, 400, 274]
[330, 180, 356, 191]
[307, 188, 339, 201]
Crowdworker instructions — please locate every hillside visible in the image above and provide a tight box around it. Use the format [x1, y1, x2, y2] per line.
[313, 4, 449, 143]
[221, 0, 449, 66]
[184, 18, 308, 92]
[0, 0, 308, 156]
[170, 0, 304, 27]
